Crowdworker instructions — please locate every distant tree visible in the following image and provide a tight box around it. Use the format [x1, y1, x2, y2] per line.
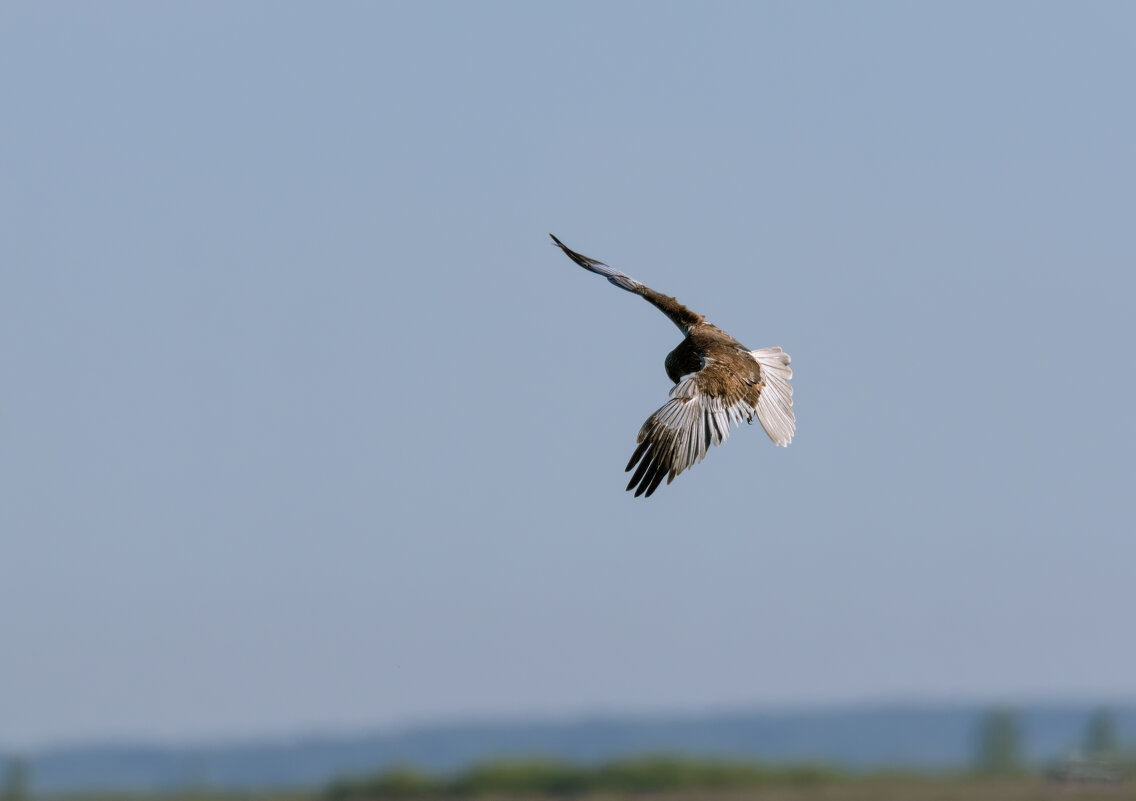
[363, 766, 437, 798]
[973, 707, 1023, 776]
[1084, 708, 1119, 757]
[0, 757, 30, 801]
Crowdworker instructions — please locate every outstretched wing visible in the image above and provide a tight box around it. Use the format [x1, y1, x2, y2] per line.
[549, 233, 643, 292]
[550, 233, 705, 333]
[624, 359, 763, 497]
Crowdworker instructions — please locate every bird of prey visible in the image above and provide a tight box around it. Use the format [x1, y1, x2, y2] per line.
[550, 234, 794, 497]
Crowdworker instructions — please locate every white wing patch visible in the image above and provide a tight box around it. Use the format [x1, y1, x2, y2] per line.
[624, 371, 757, 498]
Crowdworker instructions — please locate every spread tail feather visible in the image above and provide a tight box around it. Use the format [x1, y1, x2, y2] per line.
[751, 347, 795, 446]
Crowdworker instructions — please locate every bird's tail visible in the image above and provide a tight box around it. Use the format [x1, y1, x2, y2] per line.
[751, 347, 795, 446]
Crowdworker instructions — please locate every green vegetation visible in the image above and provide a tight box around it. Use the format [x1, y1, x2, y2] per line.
[35, 779, 1136, 801]
[971, 707, 1023, 777]
[1085, 708, 1120, 757]
[1, 758, 30, 801]
[327, 756, 855, 799]
[25, 758, 1136, 801]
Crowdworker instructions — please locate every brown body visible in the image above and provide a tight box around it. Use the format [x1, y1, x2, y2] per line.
[550, 234, 794, 497]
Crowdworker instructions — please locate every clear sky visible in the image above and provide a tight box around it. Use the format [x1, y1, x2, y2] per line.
[2, 2, 1134, 749]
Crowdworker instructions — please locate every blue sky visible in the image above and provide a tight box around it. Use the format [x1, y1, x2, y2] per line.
[2, 2, 1134, 748]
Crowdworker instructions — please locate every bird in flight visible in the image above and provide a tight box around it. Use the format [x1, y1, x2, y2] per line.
[550, 234, 795, 497]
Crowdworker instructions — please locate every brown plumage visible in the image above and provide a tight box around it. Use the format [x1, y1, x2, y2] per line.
[550, 234, 795, 497]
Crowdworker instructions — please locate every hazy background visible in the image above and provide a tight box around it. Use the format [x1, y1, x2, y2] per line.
[2, 1, 1133, 751]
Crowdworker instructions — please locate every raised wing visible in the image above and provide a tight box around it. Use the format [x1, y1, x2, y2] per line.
[549, 233, 643, 292]
[550, 234, 704, 333]
[624, 359, 763, 497]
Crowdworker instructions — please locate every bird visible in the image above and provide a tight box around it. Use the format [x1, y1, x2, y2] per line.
[550, 234, 794, 497]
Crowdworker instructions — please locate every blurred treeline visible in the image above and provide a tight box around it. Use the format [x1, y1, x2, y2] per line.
[321, 707, 1134, 798]
[327, 756, 847, 799]
[4, 707, 1133, 800]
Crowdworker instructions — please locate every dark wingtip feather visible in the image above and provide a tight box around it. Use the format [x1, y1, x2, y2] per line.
[625, 440, 650, 473]
[644, 463, 667, 497]
[626, 449, 652, 493]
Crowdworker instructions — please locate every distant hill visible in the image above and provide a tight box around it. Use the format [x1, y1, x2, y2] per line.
[8, 703, 1136, 793]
